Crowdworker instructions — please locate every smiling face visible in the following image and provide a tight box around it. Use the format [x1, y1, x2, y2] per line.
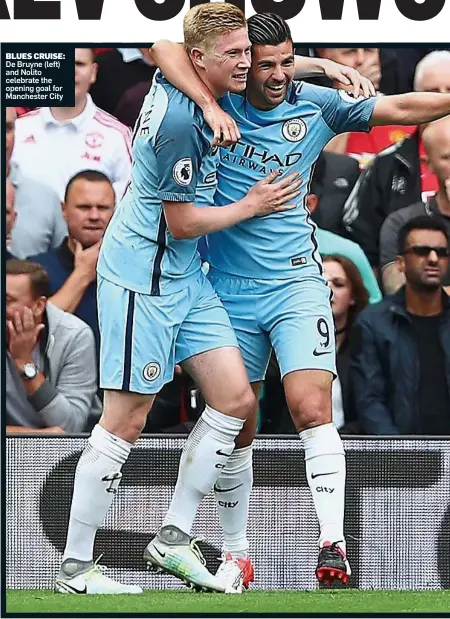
[199, 27, 252, 97]
[184, 3, 250, 98]
[246, 40, 295, 110]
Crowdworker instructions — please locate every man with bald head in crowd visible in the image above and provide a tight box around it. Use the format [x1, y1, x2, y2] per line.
[380, 116, 450, 294]
[343, 51, 450, 269]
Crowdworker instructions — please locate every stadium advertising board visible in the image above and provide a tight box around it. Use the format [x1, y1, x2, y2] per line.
[6, 437, 450, 591]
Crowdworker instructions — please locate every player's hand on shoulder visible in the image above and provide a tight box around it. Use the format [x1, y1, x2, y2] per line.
[325, 60, 376, 98]
[74, 239, 102, 283]
[247, 170, 302, 216]
[203, 101, 241, 147]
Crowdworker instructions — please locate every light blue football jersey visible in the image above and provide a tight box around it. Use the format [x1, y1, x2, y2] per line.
[202, 82, 377, 279]
[98, 72, 219, 295]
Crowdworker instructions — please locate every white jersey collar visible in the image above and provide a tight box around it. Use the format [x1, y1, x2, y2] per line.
[40, 94, 96, 130]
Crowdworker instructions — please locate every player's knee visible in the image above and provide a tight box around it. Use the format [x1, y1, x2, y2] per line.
[101, 413, 147, 443]
[222, 385, 256, 421]
[101, 393, 152, 443]
[290, 384, 331, 432]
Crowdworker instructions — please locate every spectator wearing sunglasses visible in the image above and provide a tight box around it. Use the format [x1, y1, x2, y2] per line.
[348, 215, 450, 435]
[380, 116, 450, 295]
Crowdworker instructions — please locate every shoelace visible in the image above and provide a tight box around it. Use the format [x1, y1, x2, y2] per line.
[321, 544, 345, 562]
[89, 555, 108, 577]
[189, 537, 206, 566]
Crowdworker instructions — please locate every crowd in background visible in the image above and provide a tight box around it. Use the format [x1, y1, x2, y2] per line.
[5, 46, 450, 437]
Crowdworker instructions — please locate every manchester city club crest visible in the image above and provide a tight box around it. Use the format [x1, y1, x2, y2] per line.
[282, 119, 307, 142]
[142, 362, 161, 382]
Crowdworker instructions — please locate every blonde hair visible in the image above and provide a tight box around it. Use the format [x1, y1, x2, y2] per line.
[183, 3, 246, 55]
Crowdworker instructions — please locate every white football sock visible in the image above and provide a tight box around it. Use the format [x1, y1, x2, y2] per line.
[299, 423, 346, 550]
[163, 405, 244, 535]
[63, 424, 132, 562]
[214, 445, 253, 558]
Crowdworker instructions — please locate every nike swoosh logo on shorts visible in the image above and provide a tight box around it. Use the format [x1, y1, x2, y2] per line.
[213, 483, 243, 493]
[313, 349, 331, 357]
[311, 471, 338, 479]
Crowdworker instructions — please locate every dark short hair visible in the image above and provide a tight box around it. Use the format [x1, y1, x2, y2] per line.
[6, 260, 51, 298]
[397, 215, 450, 255]
[247, 13, 292, 46]
[64, 169, 112, 202]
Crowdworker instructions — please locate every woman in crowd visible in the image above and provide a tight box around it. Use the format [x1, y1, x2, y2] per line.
[323, 255, 370, 430]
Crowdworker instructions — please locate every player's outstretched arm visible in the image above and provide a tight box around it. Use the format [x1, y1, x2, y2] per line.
[294, 56, 376, 98]
[370, 92, 450, 126]
[150, 41, 239, 146]
[163, 171, 301, 239]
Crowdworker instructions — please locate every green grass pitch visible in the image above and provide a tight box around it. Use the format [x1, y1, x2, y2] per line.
[6, 589, 450, 614]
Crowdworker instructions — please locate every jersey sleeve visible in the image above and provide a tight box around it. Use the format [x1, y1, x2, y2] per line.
[153, 106, 205, 203]
[300, 83, 377, 135]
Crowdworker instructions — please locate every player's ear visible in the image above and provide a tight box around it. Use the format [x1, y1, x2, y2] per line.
[306, 193, 319, 214]
[191, 47, 206, 69]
